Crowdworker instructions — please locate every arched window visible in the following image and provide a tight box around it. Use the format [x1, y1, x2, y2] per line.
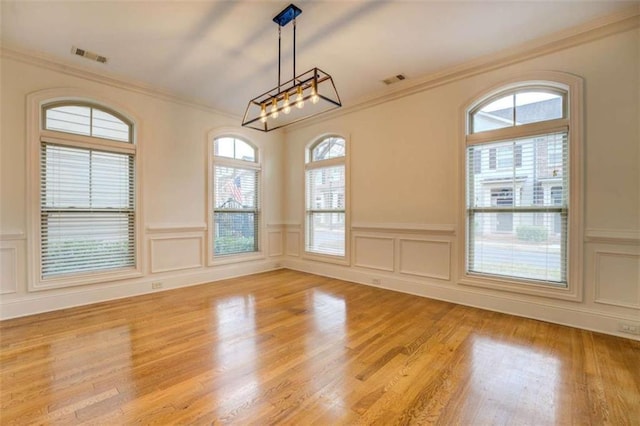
[211, 136, 260, 257]
[305, 136, 347, 257]
[38, 101, 136, 282]
[463, 78, 582, 298]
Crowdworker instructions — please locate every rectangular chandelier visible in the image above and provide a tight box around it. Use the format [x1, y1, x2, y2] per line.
[242, 4, 342, 132]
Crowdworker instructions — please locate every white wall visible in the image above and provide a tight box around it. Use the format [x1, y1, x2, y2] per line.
[0, 53, 286, 318]
[282, 26, 640, 339]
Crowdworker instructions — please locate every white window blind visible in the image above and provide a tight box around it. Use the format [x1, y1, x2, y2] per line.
[40, 143, 135, 278]
[212, 140, 260, 257]
[306, 164, 345, 256]
[466, 131, 568, 284]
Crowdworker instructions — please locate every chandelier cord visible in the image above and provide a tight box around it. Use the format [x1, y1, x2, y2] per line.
[277, 25, 282, 92]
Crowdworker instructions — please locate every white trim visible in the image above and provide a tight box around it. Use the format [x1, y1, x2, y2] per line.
[283, 259, 640, 341]
[351, 222, 456, 235]
[585, 228, 640, 244]
[458, 72, 584, 302]
[146, 223, 207, 234]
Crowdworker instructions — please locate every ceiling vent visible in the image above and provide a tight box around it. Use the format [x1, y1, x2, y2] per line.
[382, 74, 406, 85]
[71, 46, 107, 64]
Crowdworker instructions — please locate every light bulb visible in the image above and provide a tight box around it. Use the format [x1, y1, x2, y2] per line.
[259, 103, 267, 123]
[311, 81, 319, 104]
[283, 92, 291, 114]
[296, 86, 304, 109]
[270, 98, 279, 119]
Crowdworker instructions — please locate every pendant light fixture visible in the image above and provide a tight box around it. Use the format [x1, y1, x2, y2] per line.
[242, 4, 342, 132]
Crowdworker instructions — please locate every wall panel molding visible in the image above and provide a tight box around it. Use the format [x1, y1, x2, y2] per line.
[398, 238, 451, 280]
[149, 235, 204, 274]
[0, 232, 26, 241]
[286, 231, 301, 257]
[585, 228, 640, 245]
[594, 250, 640, 309]
[268, 230, 284, 257]
[352, 235, 395, 272]
[0, 246, 19, 294]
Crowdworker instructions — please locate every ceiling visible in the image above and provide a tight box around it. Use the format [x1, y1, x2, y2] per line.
[1, 1, 636, 117]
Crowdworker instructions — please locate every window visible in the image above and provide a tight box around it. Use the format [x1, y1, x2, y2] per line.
[305, 136, 346, 257]
[39, 102, 136, 280]
[465, 81, 579, 292]
[211, 136, 260, 257]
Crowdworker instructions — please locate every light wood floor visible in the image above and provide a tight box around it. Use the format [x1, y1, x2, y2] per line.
[1, 270, 639, 425]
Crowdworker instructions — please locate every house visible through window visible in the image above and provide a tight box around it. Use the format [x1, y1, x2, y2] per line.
[466, 87, 569, 285]
[212, 137, 260, 257]
[40, 103, 135, 279]
[305, 136, 346, 257]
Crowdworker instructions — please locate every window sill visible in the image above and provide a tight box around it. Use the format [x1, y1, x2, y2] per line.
[31, 268, 143, 291]
[459, 272, 581, 302]
[303, 251, 349, 266]
[209, 252, 265, 266]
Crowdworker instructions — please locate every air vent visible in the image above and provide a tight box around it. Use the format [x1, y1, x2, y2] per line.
[71, 46, 108, 64]
[382, 74, 406, 85]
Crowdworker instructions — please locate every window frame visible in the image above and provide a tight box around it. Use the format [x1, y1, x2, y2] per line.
[208, 133, 264, 265]
[458, 73, 583, 301]
[303, 134, 349, 264]
[27, 91, 142, 291]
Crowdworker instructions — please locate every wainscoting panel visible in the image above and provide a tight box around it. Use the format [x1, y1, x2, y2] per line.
[150, 235, 204, 274]
[286, 231, 300, 257]
[268, 230, 284, 257]
[594, 250, 640, 309]
[399, 238, 451, 280]
[0, 245, 18, 294]
[353, 236, 394, 272]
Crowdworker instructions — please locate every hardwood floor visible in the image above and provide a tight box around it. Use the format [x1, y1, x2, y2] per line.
[1, 269, 639, 425]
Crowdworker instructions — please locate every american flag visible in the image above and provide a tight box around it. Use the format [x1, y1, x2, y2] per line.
[225, 175, 243, 205]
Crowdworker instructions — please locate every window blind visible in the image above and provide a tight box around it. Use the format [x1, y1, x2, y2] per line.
[466, 131, 568, 285]
[305, 165, 345, 256]
[40, 143, 135, 278]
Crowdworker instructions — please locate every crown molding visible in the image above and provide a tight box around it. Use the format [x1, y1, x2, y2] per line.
[0, 45, 240, 121]
[286, 5, 640, 132]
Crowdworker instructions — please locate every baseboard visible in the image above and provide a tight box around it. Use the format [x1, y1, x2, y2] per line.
[0, 260, 284, 320]
[283, 258, 640, 341]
